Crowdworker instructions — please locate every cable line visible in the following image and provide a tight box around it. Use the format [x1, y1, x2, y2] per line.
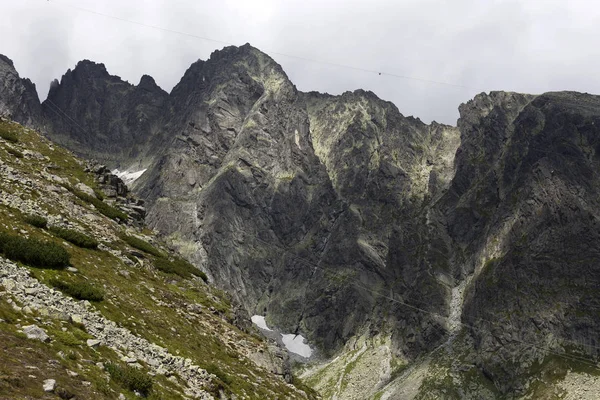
[41, 0, 480, 91]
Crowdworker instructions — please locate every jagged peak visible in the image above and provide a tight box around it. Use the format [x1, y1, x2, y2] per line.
[0, 54, 15, 68]
[73, 59, 109, 74]
[137, 74, 165, 94]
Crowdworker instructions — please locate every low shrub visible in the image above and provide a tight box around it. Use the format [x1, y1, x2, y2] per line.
[6, 147, 23, 158]
[23, 214, 48, 229]
[53, 330, 81, 347]
[0, 232, 69, 269]
[93, 189, 105, 200]
[154, 257, 208, 282]
[69, 187, 128, 222]
[0, 127, 18, 143]
[105, 363, 153, 397]
[121, 234, 164, 258]
[205, 363, 232, 386]
[49, 226, 98, 249]
[49, 278, 104, 301]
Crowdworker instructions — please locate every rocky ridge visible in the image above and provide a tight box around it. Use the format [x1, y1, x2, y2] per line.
[2, 46, 600, 399]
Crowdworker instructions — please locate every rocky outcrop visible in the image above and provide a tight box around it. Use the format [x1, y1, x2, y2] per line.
[451, 91, 600, 394]
[42, 60, 168, 168]
[0, 55, 43, 127]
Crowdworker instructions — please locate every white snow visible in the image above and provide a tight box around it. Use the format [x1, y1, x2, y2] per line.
[251, 315, 314, 358]
[113, 168, 147, 186]
[281, 333, 313, 358]
[251, 315, 272, 331]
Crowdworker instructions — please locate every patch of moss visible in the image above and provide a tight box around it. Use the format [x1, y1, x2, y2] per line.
[0, 126, 18, 143]
[121, 234, 164, 258]
[0, 232, 70, 269]
[22, 214, 48, 229]
[68, 187, 128, 222]
[6, 147, 23, 158]
[49, 277, 104, 302]
[49, 226, 98, 249]
[105, 362, 153, 397]
[154, 257, 208, 282]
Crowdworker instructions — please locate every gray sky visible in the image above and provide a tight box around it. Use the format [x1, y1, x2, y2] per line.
[1, 0, 599, 124]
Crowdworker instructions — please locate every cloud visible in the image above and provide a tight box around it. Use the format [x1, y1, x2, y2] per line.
[1, 0, 599, 124]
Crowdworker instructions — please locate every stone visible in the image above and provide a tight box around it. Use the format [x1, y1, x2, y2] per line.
[66, 267, 78, 273]
[75, 182, 95, 197]
[42, 378, 56, 392]
[23, 325, 50, 342]
[70, 314, 83, 324]
[86, 339, 101, 348]
[1, 278, 16, 291]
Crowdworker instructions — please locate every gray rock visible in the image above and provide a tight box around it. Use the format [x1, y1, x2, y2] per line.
[0, 55, 43, 128]
[23, 325, 50, 342]
[86, 339, 101, 348]
[42, 378, 56, 392]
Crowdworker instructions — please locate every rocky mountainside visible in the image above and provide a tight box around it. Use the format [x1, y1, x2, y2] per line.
[0, 117, 316, 399]
[2, 46, 600, 399]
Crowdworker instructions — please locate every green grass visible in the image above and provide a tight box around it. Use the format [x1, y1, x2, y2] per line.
[0, 232, 70, 269]
[48, 226, 98, 249]
[0, 126, 18, 143]
[49, 277, 104, 301]
[22, 214, 48, 229]
[6, 147, 23, 158]
[154, 257, 208, 282]
[205, 363, 233, 385]
[105, 362, 153, 397]
[121, 234, 164, 257]
[69, 187, 128, 222]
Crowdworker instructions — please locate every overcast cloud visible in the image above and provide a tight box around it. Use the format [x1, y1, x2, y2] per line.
[1, 0, 599, 124]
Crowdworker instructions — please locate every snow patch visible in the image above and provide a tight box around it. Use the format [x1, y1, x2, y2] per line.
[113, 168, 147, 186]
[251, 315, 272, 331]
[281, 333, 313, 358]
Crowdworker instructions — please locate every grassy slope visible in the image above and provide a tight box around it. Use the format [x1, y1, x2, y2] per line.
[0, 119, 316, 399]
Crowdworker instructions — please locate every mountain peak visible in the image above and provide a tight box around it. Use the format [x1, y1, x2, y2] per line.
[137, 74, 163, 92]
[0, 54, 15, 68]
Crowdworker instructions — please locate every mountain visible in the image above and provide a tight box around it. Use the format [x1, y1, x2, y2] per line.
[2, 46, 600, 399]
[0, 116, 317, 399]
[0, 54, 43, 128]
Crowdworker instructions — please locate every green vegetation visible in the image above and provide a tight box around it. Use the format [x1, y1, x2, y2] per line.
[22, 214, 48, 229]
[69, 187, 128, 222]
[93, 188, 105, 200]
[105, 362, 153, 397]
[49, 277, 104, 301]
[49, 226, 98, 249]
[205, 363, 232, 385]
[0, 126, 18, 143]
[6, 147, 23, 158]
[121, 234, 164, 257]
[0, 232, 70, 269]
[154, 257, 208, 282]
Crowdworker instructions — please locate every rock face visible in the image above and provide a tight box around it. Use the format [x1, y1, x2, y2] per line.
[2, 46, 600, 398]
[450, 91, 600, 393]
[0, 55, 42, 127]
[42, 60, 168, 168]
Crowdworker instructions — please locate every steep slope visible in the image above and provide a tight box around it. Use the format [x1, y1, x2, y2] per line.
[450, 91, 600, 395]
[0, 55, 43, 128]
[0, 117, 317, 399]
